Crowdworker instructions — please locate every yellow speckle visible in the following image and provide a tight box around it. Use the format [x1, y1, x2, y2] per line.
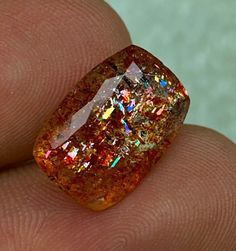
[152, 107, 157, 113]
[102, 106, 115, 120]
[155, 75, 159, 82]
[76, 166, 86, 173]
[168, 96, 173, 102]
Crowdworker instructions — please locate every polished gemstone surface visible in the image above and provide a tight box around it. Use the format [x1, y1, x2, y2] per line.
[33, 45, 190, 211]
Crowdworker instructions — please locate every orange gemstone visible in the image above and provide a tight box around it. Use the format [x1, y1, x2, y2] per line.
[33, 45, 190, 211]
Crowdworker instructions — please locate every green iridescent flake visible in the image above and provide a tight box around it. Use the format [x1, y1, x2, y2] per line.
[134, 139, 141, 147]
[111, 156, 122, 168]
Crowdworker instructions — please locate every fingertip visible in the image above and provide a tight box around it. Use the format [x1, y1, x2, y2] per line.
[0, 125, 235, 250]
[0, 0, 131, 166]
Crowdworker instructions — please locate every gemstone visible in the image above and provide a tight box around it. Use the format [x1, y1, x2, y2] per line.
[33, 45, 190, 211]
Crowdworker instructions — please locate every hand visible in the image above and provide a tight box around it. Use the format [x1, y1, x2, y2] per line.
[0, 1, 235, 250]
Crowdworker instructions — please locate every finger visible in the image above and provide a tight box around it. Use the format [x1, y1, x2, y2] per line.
[0, 125, 235, 251]
[0, 0, 131, 167]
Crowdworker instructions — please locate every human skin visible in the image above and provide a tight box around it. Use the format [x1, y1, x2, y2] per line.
[0, 1, 235, 250]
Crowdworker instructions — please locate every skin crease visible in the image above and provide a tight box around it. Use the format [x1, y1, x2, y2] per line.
[0, 1, 235, 251]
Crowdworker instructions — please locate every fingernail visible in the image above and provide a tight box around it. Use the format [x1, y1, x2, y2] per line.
[33, 45, 190, 211]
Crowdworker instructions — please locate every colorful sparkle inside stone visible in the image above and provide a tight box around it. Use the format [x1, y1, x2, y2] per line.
[33, 45, 190, 211]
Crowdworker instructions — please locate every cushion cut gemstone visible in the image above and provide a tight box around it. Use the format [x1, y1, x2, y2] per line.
[33, 45, 190, 211]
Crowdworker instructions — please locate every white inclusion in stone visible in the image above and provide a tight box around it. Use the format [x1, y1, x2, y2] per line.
[68, 147, 79, 160]
[50, 75, 123, 149]
[81, 143, 87, 151]
[125, 62, 143, 83]
[62, 141, 70, 150]
[83, 162, 90, 168]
